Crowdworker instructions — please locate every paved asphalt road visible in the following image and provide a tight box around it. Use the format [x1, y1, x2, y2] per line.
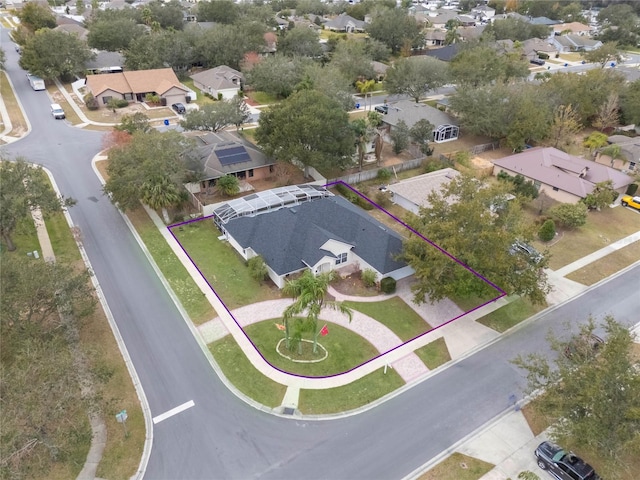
[2, 26, 639, 479]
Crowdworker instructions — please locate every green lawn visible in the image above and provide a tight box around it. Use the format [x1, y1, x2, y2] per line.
[171, 219, 283, 309]
[245, 320, 380, 377]
[1, 216, 40, 255]
[419, 453, 494, 480]
[476, 297, 546, 333]
[180, 78, 216, 107]
[45, 211, 82, 264]
[298, 368, 404, 414]
[344, 297, 432, 342]
[246, 91, 279, 105]
[414, 337, 451, 370]
[210, 336, 287, 408]
[127, 209, 216, 324]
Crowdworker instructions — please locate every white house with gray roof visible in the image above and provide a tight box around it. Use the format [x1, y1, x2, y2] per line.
[215, 189, 413, 288]
[190, 66, 244, 100]
[388, 168, 460, 214]
[382, 100, 459, 143]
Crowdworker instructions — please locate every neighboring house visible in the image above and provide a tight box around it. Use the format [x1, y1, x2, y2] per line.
[551, 34, 602, 52]
[595, 135, 639, 172]
[187, 131, 276, 191]
[492, 147, 633, 203]
[324, 13, 366, 33]
[189, 66, 244, 100]
[553, 22, 593, 36]
[522, 38, 558, 59]
[85, 68, 188, 106]
[215, 188, 412, 288]
[54, 23, 89, 41]
[371, 61, 389, 81]
[456, 25, 485, 41]
[471, 4, 495, 21]
[424, 29, 447, 47]
[529, 16, 559, 26]
[85, 50, 125, 74]
[381, 99, 459, 143]
[388, 168, 460, 214]
[429, 12, 460, 29]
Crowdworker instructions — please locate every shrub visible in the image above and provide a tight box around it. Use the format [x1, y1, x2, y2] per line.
[115, 98, 129, 108]
[84, 92, 99, 110]
[335, 183, 373, 210]
[377, 168, 392, 182]
[380, 276, 396, 294]
[537, 53, 549, 59]
[549, 203, 588, 228]
[374, 191, 391, 208]
[217, 93, 223, 101]
[361, 269, 377, 288]
[626, 184, 638, 196]
[144, 93, 160, 105]
[247, 256, 268, 284]
[538, 219, 556, 242]
[217, 175, 240, 197]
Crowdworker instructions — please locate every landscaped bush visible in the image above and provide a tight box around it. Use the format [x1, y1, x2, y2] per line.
[377, 168, 392, 182]
[115, 98, 129, 108]
[497, 172, 539, 199]
[626, 184, 638, 196]
[537, 53, 549, 59]
[335, 183, 374, 210]
[538, 219, 556, 242]
[247, 256, 268, 284]
[374, 191, 391, 208]
[361, 269, 377, 288]
[144, 93, 160, 105]
[84, 92, 99, 110]
[549, 203, 588, 228]
[380, 277, 396, 294]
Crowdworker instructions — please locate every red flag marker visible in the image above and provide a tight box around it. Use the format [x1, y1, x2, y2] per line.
[320, 324, 329, 336]
[275, 323, 286, 331]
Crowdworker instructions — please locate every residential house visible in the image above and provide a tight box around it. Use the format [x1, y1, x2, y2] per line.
[424, 44, 460, 62]
[85, 68, 188, 107]
[456, 25, 485, 42]
[522, 38, 558, 60]
[492, 147, 633, 203]
[388, 168, 460, 214]
[424, 29, 447, 47]
[371, 61, 389, 81]
[429, 12, 461, 29]
[553, 22, 593, 36]
[85, 50, 125, 75]
[324, 13, 366, 33]
[54, 23, 89, 41]
[595, 135, 640, 173]
[214, 188, 412, 288]
[188, 131, 276, 191]
[551, 34, 602, 52]
[190, 66, 244, 100]
[381, 99, 459, 143]
[471, 4, 495, 22]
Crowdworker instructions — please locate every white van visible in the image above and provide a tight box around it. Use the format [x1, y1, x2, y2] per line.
[50, 104, 65, 119]
[26, 73, 46, 91]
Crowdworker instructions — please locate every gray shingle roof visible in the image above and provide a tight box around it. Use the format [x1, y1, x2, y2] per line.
[493, 147, 633, 198]
[383, 99, 457, 130]
[223, 196, 407, 276]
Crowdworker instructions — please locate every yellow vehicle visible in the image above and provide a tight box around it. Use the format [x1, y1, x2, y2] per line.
[621, 195, 640, 211]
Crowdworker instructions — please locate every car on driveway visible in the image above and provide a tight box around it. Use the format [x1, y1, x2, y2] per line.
[509, 241, 543, 264]
[535, 441, 600, 480]
[172, 103, 186, 114]
[621, 195, 640, 211]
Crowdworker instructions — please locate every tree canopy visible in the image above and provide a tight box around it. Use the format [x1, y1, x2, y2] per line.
[367, 8, 423, 54]
[103, 130, 200, 214]
[180, 97, 249, 132]
[514, 315, 640, 478]
[19, 29, 94, 80]
[87, 17, 145, 52]
[450, 44, 529, 87]
[403, 174, 550, 304]
[16, 2, 56, 33]
[255, 89, 355, 175]
[384, 57, 449, 102]
[0, 160, 75, 252]
[278, 27, 323, 58]
[483, 17, 551, 41]
[244, 55, 311, 99]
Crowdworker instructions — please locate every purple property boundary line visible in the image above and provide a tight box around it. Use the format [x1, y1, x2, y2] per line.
[167, 181, 506, 380]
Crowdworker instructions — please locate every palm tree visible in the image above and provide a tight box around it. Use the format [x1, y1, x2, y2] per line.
[351, 118, 374, 171]
[355, 79, 376, 111]
[141, 177, 185, 224]
[282, 270, 353, 354]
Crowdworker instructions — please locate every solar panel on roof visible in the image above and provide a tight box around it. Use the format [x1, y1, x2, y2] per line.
[216, 146, 251, 166]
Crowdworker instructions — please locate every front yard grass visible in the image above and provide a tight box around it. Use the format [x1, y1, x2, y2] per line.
[418, 452, 494, 480]
[246, 90, 279, 105]
[298, 368, 404, 414]
[170, 219, 283, 309]
[210, 336, 287, 408]
[414, 337, 451, 370]
[126, 208, 216, 324]
[532, 206, 640, 270]
[566, 241, 640, 285]
[344, 297, 433, 342]
[246, 320, 380, 377]
[476, 297, 546, 333]
[0, 70, 29, 137]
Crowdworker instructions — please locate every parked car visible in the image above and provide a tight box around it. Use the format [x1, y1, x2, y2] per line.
[535, 441, 600, 480]
[50, 103, 65, 119]
[621, 194, 640, 211]
[374, 104, 388, 114]
[530, 58, 546, 66]
[563, 333, 604, 359]
[172, 103, 186, 114]
[509, 241, 543, 264]
[26, 73, 45, 91]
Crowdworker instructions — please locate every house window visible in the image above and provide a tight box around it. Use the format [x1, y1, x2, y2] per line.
[248, 169, 254, 178]
[553, 187, 559, 191]
[630, 162, 636, 171]
[335, 253, 347, 265]
[124, 93, 134, 101]
[269, 165, 274, 173]
[102, 96, 112, 105]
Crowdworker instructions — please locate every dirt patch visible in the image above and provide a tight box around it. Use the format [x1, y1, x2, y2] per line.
[332, 273, 380, 297]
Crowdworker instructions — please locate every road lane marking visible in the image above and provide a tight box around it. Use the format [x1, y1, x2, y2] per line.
[153, 400, 195, 424]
